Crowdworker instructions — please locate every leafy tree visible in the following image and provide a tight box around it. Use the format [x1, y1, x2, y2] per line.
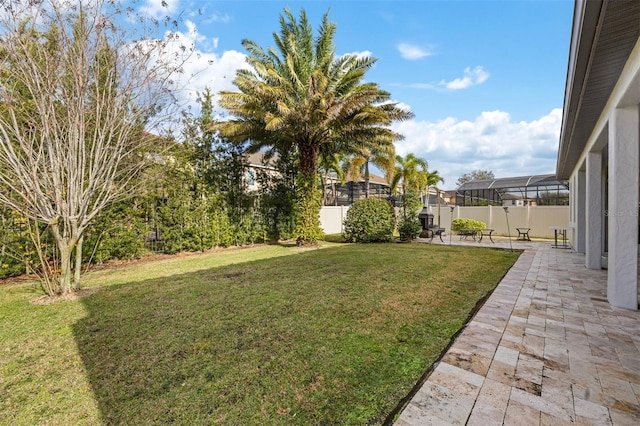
[257, 152, 298, 241]
[215, 7, 412, 245]
[456, 169, 495, 187]
[210, 139, 265, 246]
[182, 89, 219, 190]
[0, 1, 185, 295]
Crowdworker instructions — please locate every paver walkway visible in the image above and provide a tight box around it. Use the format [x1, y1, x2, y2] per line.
[394, 238, 640, 425]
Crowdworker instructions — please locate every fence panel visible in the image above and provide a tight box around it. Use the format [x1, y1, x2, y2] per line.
[319, 206, 349, 235]
[527, 206, 570, 239]
[319, 205, 570, 239]
[461, 206, 568, 238]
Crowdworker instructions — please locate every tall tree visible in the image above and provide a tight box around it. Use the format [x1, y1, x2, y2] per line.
[456, 169, 495, 187]
[390, 154, 428, 197]
[391, 153, 429, 219]
[424, 170, 444, 207]
[343, 142, 396, 199]
[215, 7, 412, 245]
[0, 1, 184, 295]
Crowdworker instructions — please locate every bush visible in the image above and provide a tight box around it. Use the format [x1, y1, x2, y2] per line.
[83, 201, 149, 263]
[343, 198, 395, 243]
[451, 218, 486, 232]
[398, 218, 422, 241]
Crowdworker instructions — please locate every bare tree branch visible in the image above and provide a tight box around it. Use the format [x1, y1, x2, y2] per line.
[0, 0, 187, 295]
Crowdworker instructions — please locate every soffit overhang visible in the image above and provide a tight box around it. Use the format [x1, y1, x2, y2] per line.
[556, 0, 640, 179]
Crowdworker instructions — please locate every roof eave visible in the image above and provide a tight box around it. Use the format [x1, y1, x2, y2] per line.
[556, 0, 604, 180]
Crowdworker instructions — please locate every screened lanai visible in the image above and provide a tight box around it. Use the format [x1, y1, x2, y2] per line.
[455, 174, 569, 206]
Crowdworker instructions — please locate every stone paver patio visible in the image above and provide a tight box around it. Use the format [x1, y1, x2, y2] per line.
[394, 237, 640, 425]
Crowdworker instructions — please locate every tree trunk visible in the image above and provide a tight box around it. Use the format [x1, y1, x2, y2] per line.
[321, 172, 328, 206]
[74, 235, 83, 289]
[57, 242, 73, 295]
[50, 225, 79, 295]
[364, 161, 370, 198]
[425, 185, 430, 208]
[295, 143, 323, 245]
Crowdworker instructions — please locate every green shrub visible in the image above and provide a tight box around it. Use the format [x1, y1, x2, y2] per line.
[83, 201, 149, 263]
[0, 211, 56, 279]
[451, 218, 486, 232]
[0, 230, 28, 279]
[398, 218, 422, 241]
[343, 198, 395, 243]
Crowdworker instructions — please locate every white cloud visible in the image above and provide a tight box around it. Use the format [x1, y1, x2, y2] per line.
[394, 102, 413, 113]
[440, 66, 490, 90]
[134, 23, 249, 134]
[161, 32, 248, 114]
[139, 0, 179, 19]
[342, 50, 373, 60]
[185, 5, 231, 24]
[202, 12, 232, 24]
[391, 108, 563, 187]
[398, 43, 432, 60]
[184, 20, 205, 44]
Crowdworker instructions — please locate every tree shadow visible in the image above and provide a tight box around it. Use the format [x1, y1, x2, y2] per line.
[72, 257, 303, 424]
[72, 249, 373, 424]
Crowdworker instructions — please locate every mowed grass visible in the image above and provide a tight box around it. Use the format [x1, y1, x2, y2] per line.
[0, 242, 519, 425]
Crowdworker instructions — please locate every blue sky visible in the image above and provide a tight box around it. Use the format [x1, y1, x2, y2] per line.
[139, 0, 574, 188]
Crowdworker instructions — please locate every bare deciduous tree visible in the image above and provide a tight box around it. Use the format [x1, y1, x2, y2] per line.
[0, 0, 186, 295]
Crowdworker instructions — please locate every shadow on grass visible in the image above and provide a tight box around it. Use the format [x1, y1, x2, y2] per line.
[72, 243, 519, 424]
[73, 256, 311, 424]
[74, 252, 397, 424]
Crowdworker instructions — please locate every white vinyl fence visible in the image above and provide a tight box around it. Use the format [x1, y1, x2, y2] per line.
[319, 206, 350, 235]
[320, 205, 570, 239]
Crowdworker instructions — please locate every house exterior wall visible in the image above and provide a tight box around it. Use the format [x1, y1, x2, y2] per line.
[567, 38, 640, 310]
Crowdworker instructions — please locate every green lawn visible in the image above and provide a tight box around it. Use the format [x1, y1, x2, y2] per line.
[0, 242, 519, 425]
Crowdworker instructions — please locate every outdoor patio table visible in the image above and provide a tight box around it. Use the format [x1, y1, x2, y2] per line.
[516, 227, 531, 241]
[459, 228, 480, 241]
[549, 226, 572, 249]
[429, 227, 445, 243]
[478, 229, 495, 243]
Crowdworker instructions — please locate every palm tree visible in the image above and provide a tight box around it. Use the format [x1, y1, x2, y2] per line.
[215, 8, 413, 245]
[391, 153, 429, 219]
[343, 142, 395, 198]
[319, 152, 345, 206]
[424, 170, 444, 207]
[390, 154, 428, 197]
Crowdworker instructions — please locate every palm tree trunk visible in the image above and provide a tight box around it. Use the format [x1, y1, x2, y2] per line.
[294, 143, 323, 245]
[321, 172, 328, 206]
[364, 161, 370, 198]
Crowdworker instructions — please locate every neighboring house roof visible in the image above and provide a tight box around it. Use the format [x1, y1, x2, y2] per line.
[245, 151, 278, 169]
[348, 172, 388, 185]
[456, 174, 566, 191]
[324, 171, 389, 186]
[557, 0, 640, 179]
